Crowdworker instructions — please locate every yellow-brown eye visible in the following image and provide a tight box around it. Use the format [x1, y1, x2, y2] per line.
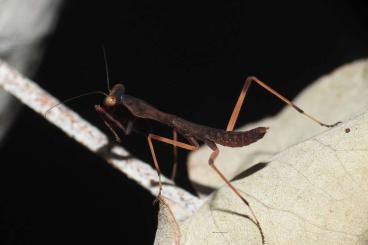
[104, 96, 117, 107]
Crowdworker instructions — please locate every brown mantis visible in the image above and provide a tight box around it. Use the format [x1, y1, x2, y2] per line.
[44, 47, 340, 244]
[94, 76, 340, 244]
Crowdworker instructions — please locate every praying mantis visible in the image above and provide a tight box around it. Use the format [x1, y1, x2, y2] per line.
[44, 48, 341, 243]
[94, 76, 340, 244]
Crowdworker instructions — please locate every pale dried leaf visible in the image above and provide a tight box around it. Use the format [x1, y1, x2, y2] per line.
[179, 111, 368, 244]
[154, 197, 181, 245]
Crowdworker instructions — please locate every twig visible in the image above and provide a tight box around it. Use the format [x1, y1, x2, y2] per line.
[0, 59, 202, 220]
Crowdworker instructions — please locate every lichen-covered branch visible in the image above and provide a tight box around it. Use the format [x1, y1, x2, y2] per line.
[0, 60, 202, 220]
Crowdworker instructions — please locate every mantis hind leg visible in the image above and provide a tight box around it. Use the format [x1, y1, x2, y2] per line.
[226, 76, 340, 131]
[205, 140, 265, 244]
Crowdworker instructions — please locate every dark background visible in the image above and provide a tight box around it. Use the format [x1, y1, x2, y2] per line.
[1, 1, 368, 244]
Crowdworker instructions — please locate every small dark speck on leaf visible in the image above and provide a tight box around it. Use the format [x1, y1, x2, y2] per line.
[345, 128, 351, 133]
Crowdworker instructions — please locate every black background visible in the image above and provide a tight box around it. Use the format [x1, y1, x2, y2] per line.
[1, 1, 368, 244]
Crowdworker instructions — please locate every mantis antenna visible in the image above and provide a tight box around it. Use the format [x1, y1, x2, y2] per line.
[44, 91, 108, 119]
[101, 45, 111, 92]
[45, 46, 112, 119]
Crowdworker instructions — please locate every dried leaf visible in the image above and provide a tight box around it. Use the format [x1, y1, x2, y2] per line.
[155, 59, 368, 244]
[154, 197, 181, 245]
[179, 111, 368, 244]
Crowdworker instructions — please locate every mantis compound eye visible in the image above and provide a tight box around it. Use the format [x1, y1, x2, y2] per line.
[104, 95, 117, 107]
